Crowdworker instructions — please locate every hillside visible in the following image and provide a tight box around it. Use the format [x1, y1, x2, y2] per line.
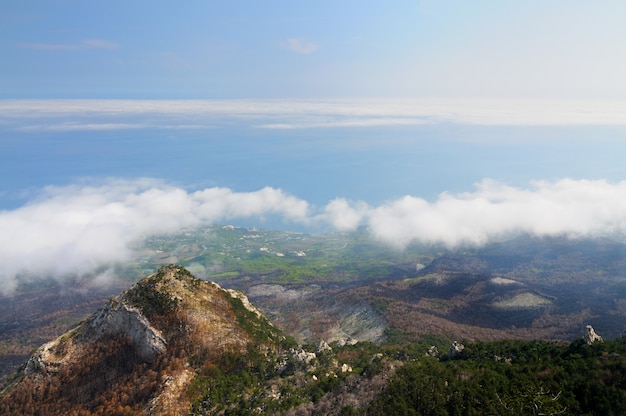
[244, 234, 626, 344]
[3, 230, 626, 385]
[0, 265, 401, 416]
[372, 235, 626, 343]
[0, 265, 289, 415]
[2, 265, 626, 415]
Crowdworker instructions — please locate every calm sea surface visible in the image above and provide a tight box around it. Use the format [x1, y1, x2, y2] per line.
[2, 124, 626, 210]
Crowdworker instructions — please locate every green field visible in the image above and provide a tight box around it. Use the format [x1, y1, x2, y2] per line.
[132, 226, 435, 287]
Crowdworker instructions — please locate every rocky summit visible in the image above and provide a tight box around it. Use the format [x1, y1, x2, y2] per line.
[0, 265, 287, 415]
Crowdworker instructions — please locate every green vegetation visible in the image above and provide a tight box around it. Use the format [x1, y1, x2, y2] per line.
[135, 226, 433, 286]
[493, 292, 552, 309]
[227, 294, 292, 347]
[5, 259, 626, 415]
[188, 349, 305, 415]
[123, 268, 179, 318]
[366, 338, 626, 416]
[187, 341, 392, 415]
[184, 335, 626, 415]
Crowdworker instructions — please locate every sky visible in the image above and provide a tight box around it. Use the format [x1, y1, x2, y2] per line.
[2, 1, 626, 292]
[3, 0, 626, 98]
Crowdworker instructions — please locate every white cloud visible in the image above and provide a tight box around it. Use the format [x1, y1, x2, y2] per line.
[20, 39, 119, 51]
[17, 122, 212, 132]
[2, 99, 626, 132]
[20, 43, 81, 51]
[323, 198, 369, 231]
[283, 38, 319, 54]
[0, 180, 310, 294]
[3, 177, 626, 294]
[18, 123, 147, 132]
[82, 38, 119, 50]
[342, 179, 626, 248]
[256, 117, 428, 129]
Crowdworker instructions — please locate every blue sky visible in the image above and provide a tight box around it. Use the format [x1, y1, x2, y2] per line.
[2, 1, 626, 290]
[3, 1, 626, 98]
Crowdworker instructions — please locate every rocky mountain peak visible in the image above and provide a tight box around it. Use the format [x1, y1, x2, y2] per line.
[1, 265, 287, 415]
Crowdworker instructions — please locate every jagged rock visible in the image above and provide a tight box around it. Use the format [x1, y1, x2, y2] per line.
[24, 298, 167, 377]
[290, 348, 317, 365]
[224, 287, 265, 319]
[336, 337, 359, 347]
[585, 325, 603, 345]
[448, 341, 465, 358]
[341, 363, 353, 373]
[426, 345, 439, 358]
[88, 300, 167, 362]
[277, 347, 318, 374]
[317, 339, 332, 353]
[24, 330, 79, 376]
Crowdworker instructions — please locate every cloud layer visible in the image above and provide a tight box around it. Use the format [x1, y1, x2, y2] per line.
[2, 178, 626, 293]
[20, 39, 119, 51]
[0, 180, 309, 294]
[3, 98, 626, 132]
[355, 179, 626, 248]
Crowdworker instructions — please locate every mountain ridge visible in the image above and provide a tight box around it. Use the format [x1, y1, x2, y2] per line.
[0, 265, 289, 415]
[3, 257, 626, 415]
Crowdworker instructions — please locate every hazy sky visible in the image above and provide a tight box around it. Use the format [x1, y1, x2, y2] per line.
[3, 0, 626, 98]
[2, 1, 626, 291]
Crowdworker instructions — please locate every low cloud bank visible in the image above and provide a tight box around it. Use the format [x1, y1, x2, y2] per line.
[0, 180, 309, 294]
[2, 98, 626, 132]
[350, 179, 626, 247]
[2, 178, 626, 293]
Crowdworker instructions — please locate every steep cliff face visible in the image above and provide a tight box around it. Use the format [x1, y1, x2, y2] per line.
[86, 300, 167, 362]
[1, 265, 286, 416]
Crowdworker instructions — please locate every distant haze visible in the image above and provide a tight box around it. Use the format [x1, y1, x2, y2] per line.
[3, 1, 626, 292]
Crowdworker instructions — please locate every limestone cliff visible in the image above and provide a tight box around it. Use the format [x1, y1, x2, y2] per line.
[86, 300, 166, 361]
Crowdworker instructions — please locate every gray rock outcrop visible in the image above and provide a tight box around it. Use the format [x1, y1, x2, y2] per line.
[584, 325, 603, 345]
[448, 341, 465, 358]
[87, 300, 167, 362]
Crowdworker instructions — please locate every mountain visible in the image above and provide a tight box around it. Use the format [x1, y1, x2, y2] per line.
[3, 263, 626, 415]
[0, 265, 288, 415]
[0, 265, 400, 416]
[245, 234, 626, 345]
[0, 279, 127, 386]
[3, 231, 626, 387]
